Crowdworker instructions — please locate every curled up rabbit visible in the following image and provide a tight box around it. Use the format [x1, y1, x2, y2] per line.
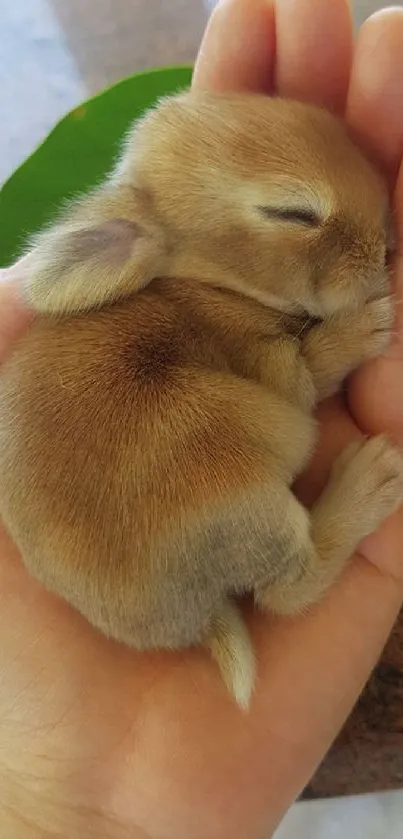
[1, 91, 402, 709]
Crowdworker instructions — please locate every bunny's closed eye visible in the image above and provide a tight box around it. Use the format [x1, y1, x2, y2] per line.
[257, 205, 320, 226]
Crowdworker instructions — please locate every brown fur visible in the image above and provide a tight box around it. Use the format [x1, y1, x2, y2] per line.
[1, 92, 403, 708]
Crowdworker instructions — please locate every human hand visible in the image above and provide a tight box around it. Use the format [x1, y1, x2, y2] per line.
[2, 2, 403, 838]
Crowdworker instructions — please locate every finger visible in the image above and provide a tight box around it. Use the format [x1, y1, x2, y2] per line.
[348, 350, 403, 446]
[0, 270, 33, 364]
[274, 0, 353, 112]
[348, 162, 403, 443]
[346, 10, 403, 436]
[347, 8, 403, 181]
[295, 394, 360, 507]
[192, 0, 276, 93]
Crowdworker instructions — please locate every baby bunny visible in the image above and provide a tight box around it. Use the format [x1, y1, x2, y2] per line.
[0, 91, 402, 709]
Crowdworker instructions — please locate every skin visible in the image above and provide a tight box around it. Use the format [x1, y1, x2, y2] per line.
[1, 1, 403, 837]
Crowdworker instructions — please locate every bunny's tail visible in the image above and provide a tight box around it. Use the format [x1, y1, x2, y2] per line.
[204, 599, 256, 710]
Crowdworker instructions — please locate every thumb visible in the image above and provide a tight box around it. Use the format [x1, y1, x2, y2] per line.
[0, 263, 34, 363]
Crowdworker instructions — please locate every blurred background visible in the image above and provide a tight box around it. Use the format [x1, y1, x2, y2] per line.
[0, 0, 207, 184]
[0, 0, 401, 185]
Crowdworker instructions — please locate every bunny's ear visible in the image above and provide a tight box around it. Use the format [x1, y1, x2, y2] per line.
[24, 185, 168, 315]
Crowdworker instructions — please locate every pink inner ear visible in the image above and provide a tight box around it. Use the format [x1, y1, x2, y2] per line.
[70, 218, 141, 266]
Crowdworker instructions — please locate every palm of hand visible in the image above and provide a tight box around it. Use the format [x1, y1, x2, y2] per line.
[2, 3, 403, 838]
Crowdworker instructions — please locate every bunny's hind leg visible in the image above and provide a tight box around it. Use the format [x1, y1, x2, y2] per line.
[255, 436, 403, 617]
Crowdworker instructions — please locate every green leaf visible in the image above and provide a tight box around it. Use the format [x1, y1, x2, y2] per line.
[0, 66, 193, 266]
